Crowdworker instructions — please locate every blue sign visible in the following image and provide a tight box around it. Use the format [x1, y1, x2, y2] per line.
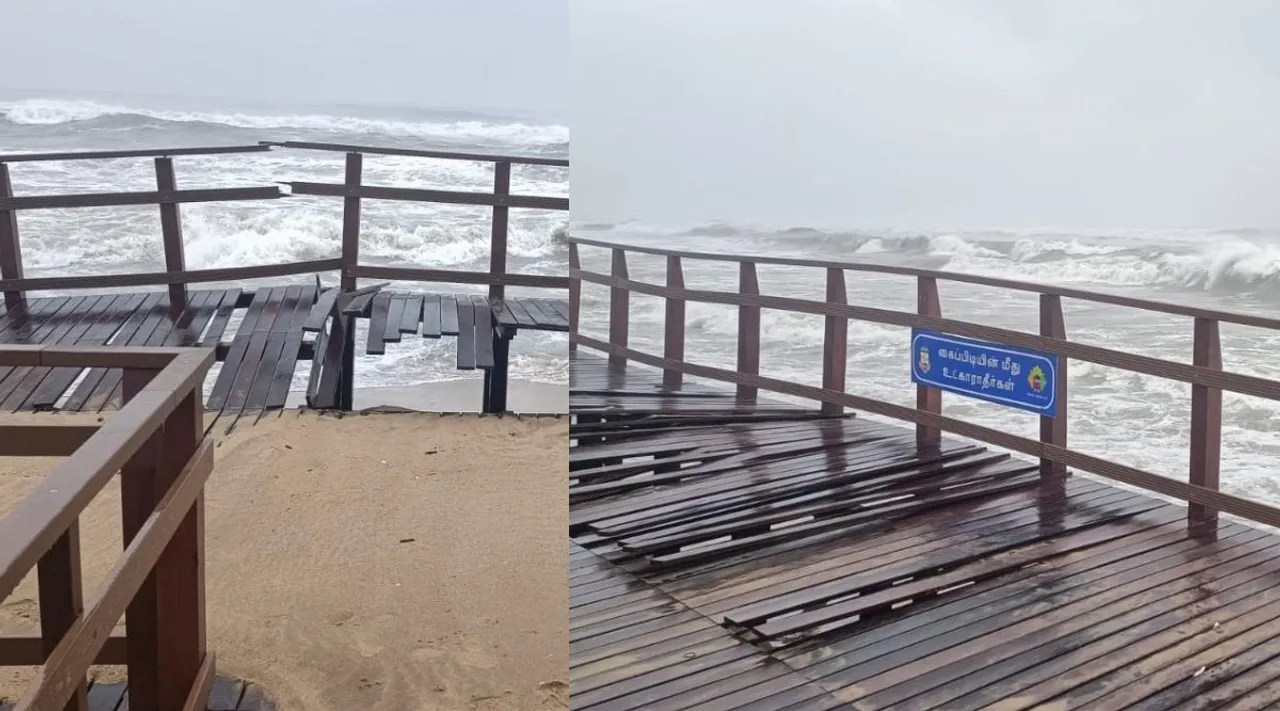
[910, 329, 1059, 417]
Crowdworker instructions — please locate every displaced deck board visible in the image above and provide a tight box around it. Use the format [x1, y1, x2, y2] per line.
[456, 296, 476, 370]
[206, 287, 273, 411]
[421, 294, 442, 338]
[569, 353, 1280, 710]
[473, 295, 494, 369]
[383, 293, 407, 343]
[0, 288, 569, 416]
[367, 291, 392, 355]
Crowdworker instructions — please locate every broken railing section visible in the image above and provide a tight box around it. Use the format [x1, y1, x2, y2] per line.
[0, 345, 217, 711]
[567, 237, 1275, 534]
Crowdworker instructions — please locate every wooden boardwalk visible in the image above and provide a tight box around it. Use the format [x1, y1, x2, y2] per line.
[570, 354, 1280, 710]
[0, 286, 567, 418]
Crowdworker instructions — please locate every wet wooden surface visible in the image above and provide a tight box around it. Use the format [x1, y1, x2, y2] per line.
[0, 674, 274, 711]
[570, 353, 1280, 710]
[0, 288, 567, 418]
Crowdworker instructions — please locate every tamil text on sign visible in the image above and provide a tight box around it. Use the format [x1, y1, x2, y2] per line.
[910, 329, 1059, 417]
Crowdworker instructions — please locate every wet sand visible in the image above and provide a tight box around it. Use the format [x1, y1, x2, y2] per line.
[0, 411, 568, 711]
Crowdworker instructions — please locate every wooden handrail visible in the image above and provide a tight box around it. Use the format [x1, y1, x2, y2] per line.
[568, 238, 1280, 532]
[0, 345, 216, 711]
[572, 267, 1280, 398]
[261, 140, 570, 167]
[567, 235, 1280, 332]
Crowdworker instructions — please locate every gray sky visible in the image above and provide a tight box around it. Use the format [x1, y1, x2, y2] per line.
[0, 0, 566, 116]
[572, 0, 1280, 228]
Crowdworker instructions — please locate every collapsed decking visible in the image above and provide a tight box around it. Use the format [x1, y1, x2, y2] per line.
[0, 141, 570, 421]
[567, 235, 1280, 710]
[0, 285, 567, 421]
[569, 355, 1280, 710]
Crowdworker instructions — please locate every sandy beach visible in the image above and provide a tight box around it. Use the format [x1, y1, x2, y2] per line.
[0, 411, 568, 711]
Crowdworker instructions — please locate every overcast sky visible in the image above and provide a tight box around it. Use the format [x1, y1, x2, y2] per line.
[0, 0, 566, 117]
[572, 0, 1280, 229]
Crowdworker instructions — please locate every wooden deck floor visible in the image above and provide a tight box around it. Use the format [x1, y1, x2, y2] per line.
[0, 287, 567, 418]
[570, 353, 1280, 710]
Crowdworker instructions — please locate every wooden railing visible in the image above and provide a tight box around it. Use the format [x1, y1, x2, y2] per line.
[0, 141, 570, 310]
[568, 236, 1280, 533]
[0, 344, 216, 711]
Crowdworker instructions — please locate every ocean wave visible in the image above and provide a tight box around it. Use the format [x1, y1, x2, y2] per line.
[0, 98, 568, 146]
[653, 222, 1280, 297]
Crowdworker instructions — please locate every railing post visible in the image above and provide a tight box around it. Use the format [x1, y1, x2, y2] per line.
[120, 369, 207, 711]
[154, 157, 187, 308]
[340, 152, 363, 292]
[916, 276, 943, 441]
[608, 248, 629, 366]
[0, 162, 25, 310]
[36, 524, 87, 711]
[821, 268, 848, 415]
[338, 152, 363, 411]
[568, 243, 581, 353]
[489, 161, 512, 300]
[1190, 317, 1223, 528]
[1039, 294, 1068, 476]
[737, 261, 761, 400]
[663, 255, 686, 390]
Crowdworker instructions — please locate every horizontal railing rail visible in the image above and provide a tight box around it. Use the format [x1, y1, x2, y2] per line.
[0, 344, 216, 711]
[260, 139, 570, 167]
[0, 144, 273, 163]
[568, 237, 1279, 532]
[0, 141, 569, 312]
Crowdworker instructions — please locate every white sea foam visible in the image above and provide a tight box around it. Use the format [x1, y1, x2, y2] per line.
[1, 93, 570, 387]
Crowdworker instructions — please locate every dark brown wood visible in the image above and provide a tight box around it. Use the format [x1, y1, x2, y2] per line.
[609, 249, 629, 367]
[569, 243, 581, 353]
[36, 524, 89, 711]
[382, 294, 406, 342]
[1190, 316, 1223, 526]
[488, 161, 511, 300]
[286, 181, 568, 211]
[61, 292, 162, 411]
[440, 296, 459, 335]
[567, 352, 1280, 711]
[421, 294, 442, 338]
[0, 163, 23, 310]
[473, 295, 494, 369]
[339, 152, 362, 293]
[822, 267, 847, 416]
[399, 294, 423, 335]
[1040, 293, 1068, 477]
[346, 264, 567, 290]
[663, 255, 686, 391]
[119, 367, 164, 711]
[155, 157, 187, 307]
[736, 261, 761, 401]
[303, 289, 339, 332]
[0, 258, 342, 293]
[366, 292, 391, 356]
[0, 144, 272, 163]
[916, 276, 942, 442]
[567, 235, 1280, 333]
[264, 139, 569, 167]
[456, 297, 476, 370]
[572, 265, 1276, 399]
[0, 186, 281, 211]
[206, 289, 270, 411]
